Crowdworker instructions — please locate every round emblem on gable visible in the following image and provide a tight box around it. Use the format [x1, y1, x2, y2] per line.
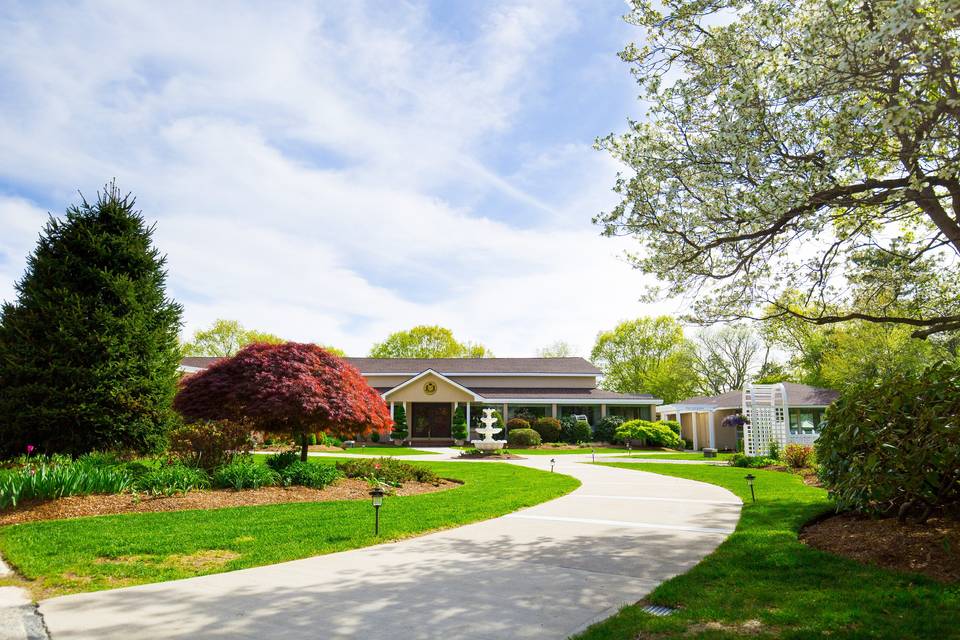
[423, 381, 437, 395]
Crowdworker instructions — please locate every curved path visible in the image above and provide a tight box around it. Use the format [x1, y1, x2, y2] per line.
[39, 453, 740, 640]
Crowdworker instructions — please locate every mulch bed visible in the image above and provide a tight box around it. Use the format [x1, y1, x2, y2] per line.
[0, 478, 458, 526]
[761, 465, 822, 487]
[800, 512, 960, 583]
[457, 451, 525, 460]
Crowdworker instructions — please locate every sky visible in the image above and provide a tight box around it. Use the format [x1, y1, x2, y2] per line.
[0, 0, 675, 357]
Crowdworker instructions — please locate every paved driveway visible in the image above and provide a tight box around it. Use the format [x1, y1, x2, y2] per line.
[40, 453, 740, 640]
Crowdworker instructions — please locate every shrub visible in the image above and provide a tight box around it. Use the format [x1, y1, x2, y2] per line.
[277, 461, 342, 489]
[615, 420, 683, 448]
[783, 444, 814, 469]
[817, 361, 960, 520]
[134, 462, 210, 496]
[169, 419, 253, 471]
[768, 440, 781, 461]
[560, 416, 592, 443]
[533, 417, 562, 443]
[265, 450, 299, 472]
[335, 457, 438, 485]
[730, 453, 776, 468]
[507, 428, 542, 447]
[307, 433, 317, 446]
[659, 419, 681, 436]
[0, 461, 134, 509]
[593, 416, 624, 444]
[322, 434, 343, 448]
[452, 406, 468, 441]
[391, 404, 408, 441]
[506, 417, 530, 432]
[212, 457, 278, 490]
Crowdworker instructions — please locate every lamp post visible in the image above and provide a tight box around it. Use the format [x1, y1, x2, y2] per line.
[370, 486, 385, 535]
[626, 442, 632, 457]
[550, 458, 556, 473]
[591, 448, 595, 463]
[744, 474, 756, 503]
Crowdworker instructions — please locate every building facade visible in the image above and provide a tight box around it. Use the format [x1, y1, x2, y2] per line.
[180, 356, 662, 444]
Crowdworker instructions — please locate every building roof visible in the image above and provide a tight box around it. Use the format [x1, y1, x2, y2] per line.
[180, 356, 223, 369]
[375, 386, 660, 404]
[659, 382, 839, 411]
[343, 357, 602, 375]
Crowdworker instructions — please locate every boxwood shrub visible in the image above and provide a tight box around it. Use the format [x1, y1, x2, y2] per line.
[506, 417, 530, 432]
[817, 360, 960, 520]
[507, 428, 542, 447]
[533, 417, 562, 443]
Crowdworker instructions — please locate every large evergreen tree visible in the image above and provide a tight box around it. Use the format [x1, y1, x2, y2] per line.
[0, 183, 183, 456]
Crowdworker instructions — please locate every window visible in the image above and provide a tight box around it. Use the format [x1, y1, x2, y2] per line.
[608, 406, 652, 421]
[789, 408, 825, 435]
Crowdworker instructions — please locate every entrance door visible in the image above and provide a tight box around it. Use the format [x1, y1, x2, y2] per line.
[411, 403, 452, 439]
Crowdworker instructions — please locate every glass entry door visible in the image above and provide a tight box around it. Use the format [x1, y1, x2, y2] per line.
[411, 403, 452, 438]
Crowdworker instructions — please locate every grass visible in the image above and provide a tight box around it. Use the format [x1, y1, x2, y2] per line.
[613, 451, 735, 461]
[574, 463, 959, 640]
[0, 459, 577, 599]
[326, 446, 437, 456]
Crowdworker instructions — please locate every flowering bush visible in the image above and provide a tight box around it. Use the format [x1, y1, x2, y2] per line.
[783, 444, 814, 469]
[169, 419, 253, 471]
[335, 457, 438, 485]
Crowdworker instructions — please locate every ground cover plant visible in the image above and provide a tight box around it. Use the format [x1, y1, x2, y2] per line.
[575, 463, 958, 640]
[0, 459, 578, 597]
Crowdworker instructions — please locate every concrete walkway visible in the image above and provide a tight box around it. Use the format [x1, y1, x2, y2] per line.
[39, 453, 740, 640]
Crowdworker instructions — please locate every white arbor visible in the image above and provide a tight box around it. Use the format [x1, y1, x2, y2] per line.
[742, 383, 788, 456]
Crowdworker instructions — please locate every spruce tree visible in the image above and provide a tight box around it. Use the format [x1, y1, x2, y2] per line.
[0, 183, 183, 456]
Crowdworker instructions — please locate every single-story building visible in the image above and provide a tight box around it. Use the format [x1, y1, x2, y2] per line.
[656, 382, 839, 451]
[179, 356, 662, 445]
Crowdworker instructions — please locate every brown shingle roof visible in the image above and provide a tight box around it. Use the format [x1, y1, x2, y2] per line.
[669, 382, 839, 409]
[180, 356, 602, 375]
[373, 386, 657, 402]
[344, 357, 601, 375]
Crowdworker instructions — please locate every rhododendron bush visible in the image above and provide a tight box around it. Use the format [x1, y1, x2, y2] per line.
[174, 343, 392, 460]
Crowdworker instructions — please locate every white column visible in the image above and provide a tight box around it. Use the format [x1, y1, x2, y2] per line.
[390, 401, 395, 420]
[466, 403, 471, 440]
[403, 402, 409, 443]
[502, 403, 509, 427]
[708, 410, 716, 448]
[551, 403, 557, 419]
[600, 404, 607, 418]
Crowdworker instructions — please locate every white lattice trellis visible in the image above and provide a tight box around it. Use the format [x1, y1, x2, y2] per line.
[742, 383, 788, 456]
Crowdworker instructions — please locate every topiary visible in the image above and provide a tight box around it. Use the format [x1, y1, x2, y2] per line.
[506, 417, 530, 432]
[593, 416, 624, 444]
[533, 417, 562, 443]
[452, 406, 468, 441]
[391, 404, 408, 442]
[507, 428, 542, 447]
[817, 360, 960, 521]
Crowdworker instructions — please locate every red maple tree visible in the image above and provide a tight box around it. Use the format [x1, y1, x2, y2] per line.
[174, 342, 392, 460]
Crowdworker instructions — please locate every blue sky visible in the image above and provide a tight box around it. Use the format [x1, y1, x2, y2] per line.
[0, 0, 670, 356]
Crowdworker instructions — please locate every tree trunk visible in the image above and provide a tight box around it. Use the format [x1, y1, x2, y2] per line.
[300, 434, 308, 462]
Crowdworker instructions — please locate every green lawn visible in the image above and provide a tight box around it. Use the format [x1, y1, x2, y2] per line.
[517, 447, 632, 455]
[612, 451, 734, 461]
[0, 459, 577, 598]
[325, 446, 437, 456]
[574, 463, 958, 640]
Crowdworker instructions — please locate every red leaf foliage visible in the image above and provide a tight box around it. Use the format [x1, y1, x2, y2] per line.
[174, 342, 392, 438]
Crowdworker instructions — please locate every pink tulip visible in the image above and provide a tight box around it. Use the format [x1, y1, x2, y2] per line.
[26, 445, 35, 455]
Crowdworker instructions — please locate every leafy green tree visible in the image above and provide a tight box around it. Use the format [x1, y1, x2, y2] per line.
[598, 1, 960, 338]
[182, 319, 284, 357]
[536, 340, 577, 357]
[369, 325, 492, 358]
[0, 184, 183, 456]
[753, 361, 795, 385]
[590, 316, 700, 403]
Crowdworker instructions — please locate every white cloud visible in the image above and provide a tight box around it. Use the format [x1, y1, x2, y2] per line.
[0, 1, 673, 356]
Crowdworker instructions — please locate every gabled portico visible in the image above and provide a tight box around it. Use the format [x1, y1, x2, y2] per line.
[381, 369, 484, 443]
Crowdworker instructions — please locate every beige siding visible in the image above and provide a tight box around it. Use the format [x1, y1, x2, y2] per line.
[696, 413, 710, 449]
[679, 413, 695, 443]
[712, 409, 740, 450]
[384, 372, 475, 403]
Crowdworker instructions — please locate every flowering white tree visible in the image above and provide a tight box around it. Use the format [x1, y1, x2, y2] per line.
[598, 0, 960, 338]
